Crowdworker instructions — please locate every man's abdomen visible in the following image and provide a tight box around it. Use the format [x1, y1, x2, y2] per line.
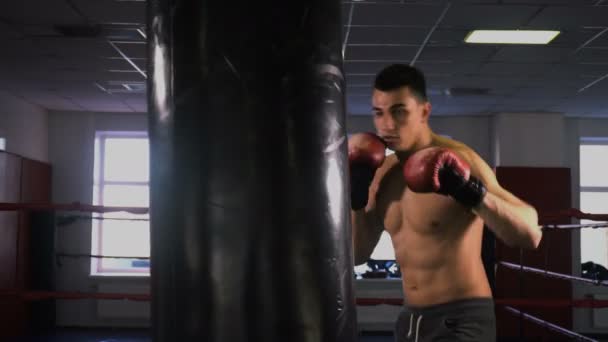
[394, 228, 492, 307]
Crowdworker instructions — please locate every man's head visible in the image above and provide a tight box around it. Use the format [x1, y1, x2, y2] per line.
[371, 64, 432, 152]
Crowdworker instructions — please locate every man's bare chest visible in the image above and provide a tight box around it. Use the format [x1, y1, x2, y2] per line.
[374, 167, 473, 235]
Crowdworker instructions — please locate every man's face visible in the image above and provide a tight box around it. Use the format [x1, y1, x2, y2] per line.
[371, 86, 430, 152]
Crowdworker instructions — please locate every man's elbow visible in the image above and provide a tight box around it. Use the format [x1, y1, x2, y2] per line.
[517, 224, 543, 250]
[526, 227, 543, 250]
[502, 223, 542, 250]
[513, 206, 541, 249]
[526, 207, 542, 249]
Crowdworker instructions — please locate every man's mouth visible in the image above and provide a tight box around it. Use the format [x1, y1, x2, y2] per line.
[381, 135, 399, 142]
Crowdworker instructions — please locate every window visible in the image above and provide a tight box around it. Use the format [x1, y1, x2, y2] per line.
[92, 132, 150, 276]
[0, 137, 5, 150]
[580, 138, 608, 269]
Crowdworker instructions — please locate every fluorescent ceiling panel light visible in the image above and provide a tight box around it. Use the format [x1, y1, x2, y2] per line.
[465, 30, 560, 44]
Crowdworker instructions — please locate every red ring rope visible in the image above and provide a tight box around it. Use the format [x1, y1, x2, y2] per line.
[1, 290, 608, 309]
[357, 298, 608, 309]
[0, 290, 150, 301]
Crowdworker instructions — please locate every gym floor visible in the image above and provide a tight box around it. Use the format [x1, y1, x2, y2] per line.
[10, 329, 394, 342]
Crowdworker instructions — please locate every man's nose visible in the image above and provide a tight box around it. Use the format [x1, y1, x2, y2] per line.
[378, 113, 396, 131]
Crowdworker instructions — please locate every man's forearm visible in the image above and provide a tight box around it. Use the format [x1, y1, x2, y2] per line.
[351, 209, 381, 265]
[473, 192, 542, 249]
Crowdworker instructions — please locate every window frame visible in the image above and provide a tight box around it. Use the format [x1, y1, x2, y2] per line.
[580, 138, 608, 194]
[91, 131, 150, 277]
[579, 137, 608, 269]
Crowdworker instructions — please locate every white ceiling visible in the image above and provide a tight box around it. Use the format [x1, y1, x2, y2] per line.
[1, 0, 607, 117]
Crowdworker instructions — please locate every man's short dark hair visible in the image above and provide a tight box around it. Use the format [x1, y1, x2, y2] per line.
[373, 64, 428, 102]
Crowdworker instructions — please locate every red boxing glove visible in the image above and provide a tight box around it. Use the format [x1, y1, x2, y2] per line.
[348, 132, 386, 167]
[348, 132, 386, 210]
[403, 147, 486, 207]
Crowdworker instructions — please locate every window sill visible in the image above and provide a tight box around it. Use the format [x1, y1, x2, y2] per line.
[89, 273, 150, 281]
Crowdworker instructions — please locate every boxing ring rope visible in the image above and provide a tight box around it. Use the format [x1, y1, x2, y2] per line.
[2, 201, 608, 340]
[503, 306, 597, 342]
[540, 208, 608, 222]
[506, 209, 607, 341]
[0, 201, 148, 214]
[57, 215, 150, 223]
[0, 201, 601, 217]
[499, 261, 608, 286]
[1, 200, 603, 227]
[55, 253, 150, 260]
[542, 222, 608, 230]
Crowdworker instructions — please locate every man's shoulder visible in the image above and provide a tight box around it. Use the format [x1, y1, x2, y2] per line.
[435, 138, 486, 170]
[440, 139, 496, 181]
[437, 137, 476, 157]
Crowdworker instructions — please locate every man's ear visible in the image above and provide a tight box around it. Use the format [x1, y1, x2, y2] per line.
[421, 101, 431, 123]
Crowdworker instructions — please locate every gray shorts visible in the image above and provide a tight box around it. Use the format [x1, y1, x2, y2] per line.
[394, 297, 496, 342]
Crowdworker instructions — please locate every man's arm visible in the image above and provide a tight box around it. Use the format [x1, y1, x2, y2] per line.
[347, 132, 389, 265]
[351, 154, 400, 265]
[464, 150, 542, 250]
[402, 145, 542, 249]
[351, 207, 384, 266]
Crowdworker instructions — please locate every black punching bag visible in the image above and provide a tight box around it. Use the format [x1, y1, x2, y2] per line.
[147, 0, 357, 341]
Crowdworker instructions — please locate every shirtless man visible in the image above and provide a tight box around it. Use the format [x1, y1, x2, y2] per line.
[348, 64, 542, 341]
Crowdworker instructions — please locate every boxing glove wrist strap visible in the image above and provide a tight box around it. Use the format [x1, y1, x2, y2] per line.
[451, 176, 487, 208]
[350, 163, 375, 210]
[438, 168, 487, 208]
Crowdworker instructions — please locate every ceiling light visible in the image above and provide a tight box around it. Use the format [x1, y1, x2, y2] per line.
[464, 30, 560, 45]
